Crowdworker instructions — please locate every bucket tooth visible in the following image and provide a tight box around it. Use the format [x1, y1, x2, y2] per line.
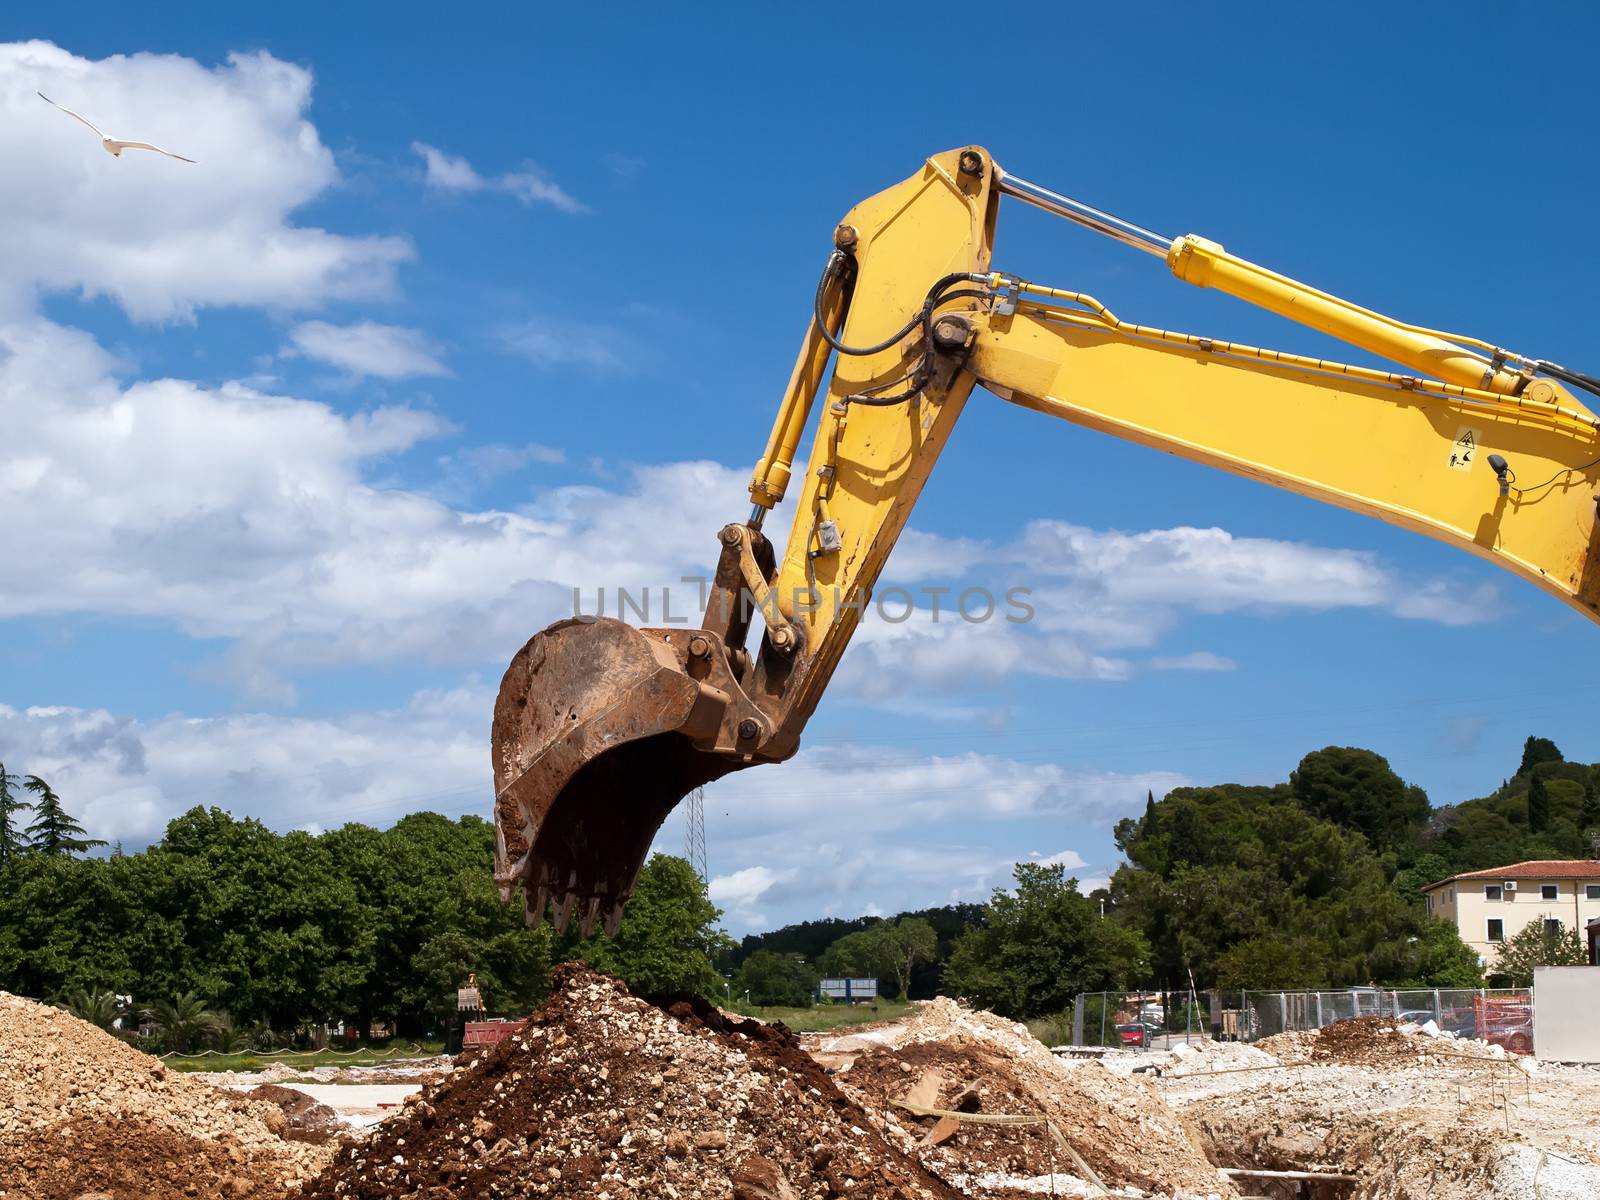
[579, 896, 602, 938]
[603, 901, 625, 938]
[552, 890, 577, 933]
[524, 885, 547, 931]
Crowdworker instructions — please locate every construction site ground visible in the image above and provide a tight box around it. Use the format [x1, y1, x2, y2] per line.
[8, 977, 1600, 1199]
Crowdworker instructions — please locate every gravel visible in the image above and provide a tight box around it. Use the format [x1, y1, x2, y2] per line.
[0, 991, 330, 1200]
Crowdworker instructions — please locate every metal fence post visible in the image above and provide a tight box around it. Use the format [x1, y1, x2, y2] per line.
[1433, 988, 1442, 1023]
[1072, 994, 1085, 1047]
[1099, 995, 1107, 1048]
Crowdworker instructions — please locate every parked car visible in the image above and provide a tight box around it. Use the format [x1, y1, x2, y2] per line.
[1116, 1022, 1148, 1048]
[1397, 1009, 1438, 1026]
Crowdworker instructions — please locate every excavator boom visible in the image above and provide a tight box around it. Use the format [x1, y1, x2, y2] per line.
[492, 147, 1600, 933]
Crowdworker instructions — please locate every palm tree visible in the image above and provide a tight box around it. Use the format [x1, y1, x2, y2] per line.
[144, 991, 224, 1053]
[60, 988, 120, 1030]
[0, 764, 30, 867]
[22, 776, 106, 856]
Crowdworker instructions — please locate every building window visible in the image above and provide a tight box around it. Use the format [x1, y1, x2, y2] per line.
[1542, 884, 1559, 901]
[1448, 888, 1455, 901]
[1485, 884, 1503, 901]
[1425, 894, 1434, 914]
[1586, 884, 1600, 901]
[1545, 919, 1562, 937]
[1487, 919, 1504, 943]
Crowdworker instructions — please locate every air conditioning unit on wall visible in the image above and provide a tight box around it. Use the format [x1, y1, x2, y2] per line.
[1504, 880, 1518, 892]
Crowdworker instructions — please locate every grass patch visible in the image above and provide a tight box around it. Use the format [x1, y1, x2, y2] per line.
[747, 999, 914, 1033]
[163, 1041, 444, 1073]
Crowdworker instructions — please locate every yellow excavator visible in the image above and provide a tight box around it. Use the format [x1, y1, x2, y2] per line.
[491, 147, 1600, 936]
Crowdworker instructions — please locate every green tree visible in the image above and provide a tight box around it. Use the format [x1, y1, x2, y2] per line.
[23, 777, 105, 856]
[1518, 735, 1563, 777]
[884, 917, 938, 999]
[1580, 777, 1599, 836]
[59, 988, 121, 1030]
[1405, 920, 1484, 987]
[735, 950, 817, 1006]
[820, 924, 897, 986]
[819, 917, 937, 999]
[943, 863, 1148, 1019]
[1528, 773, 1551, 833]
[0, 765, 30, 867]
[1491, 919, 1587, 987]
[564, 855, 732, 996]
[1289, 747, 1429, 851]
[144, 991, 223, 1053]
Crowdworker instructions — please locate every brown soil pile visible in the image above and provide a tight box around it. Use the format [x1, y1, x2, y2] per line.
[0, 991, 330, 1200]
[301, 963, 964, 1200]
[246, 1085, 343, 1145]
[1303, 1017, 1503, 1069]
[833, 998, 1234, 1198]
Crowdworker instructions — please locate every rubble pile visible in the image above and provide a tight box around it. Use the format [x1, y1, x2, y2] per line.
[1303, 1017, 1508, 1069]
[831, 998, 1235, 1199]
[302, 963, 964, 1200]
[0, 992, 330, 1200]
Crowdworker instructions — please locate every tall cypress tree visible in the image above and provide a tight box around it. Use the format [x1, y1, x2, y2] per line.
[1581, 776, 1600, 835]
[0, 764, 31, 867]
[1527, 773, 1552, 834]
[22, 776, 105, 856]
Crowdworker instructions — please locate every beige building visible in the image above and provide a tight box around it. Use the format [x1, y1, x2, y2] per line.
[1422, 860, 1600, 967]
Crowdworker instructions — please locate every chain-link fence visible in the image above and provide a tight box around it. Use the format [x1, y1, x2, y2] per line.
[1068, 990, 1205, 1049]
[1070, 987, 1532, 1049]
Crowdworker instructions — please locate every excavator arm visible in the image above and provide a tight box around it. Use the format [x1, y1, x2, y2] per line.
[492, 147, 1600, 935]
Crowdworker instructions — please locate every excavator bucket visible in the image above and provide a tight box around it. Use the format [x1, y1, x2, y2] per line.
[490, 617, 743, 937]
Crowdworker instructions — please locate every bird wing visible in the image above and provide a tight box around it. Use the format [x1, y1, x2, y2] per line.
[37, 92, 108, 139]
[108, 140, 197, 164]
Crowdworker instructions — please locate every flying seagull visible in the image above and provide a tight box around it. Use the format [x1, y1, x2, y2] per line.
[37, 92, 196, 163]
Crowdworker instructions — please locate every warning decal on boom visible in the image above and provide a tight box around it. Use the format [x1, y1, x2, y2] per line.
[1448, 426, 1480, 472]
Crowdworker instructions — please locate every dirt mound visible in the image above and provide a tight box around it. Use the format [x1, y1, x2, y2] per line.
[0, 991, 329, 1200]
[246, 1085, 343, 1145]
[833, 998, 1234, 1198]
[301, 963, 963, 1200]
[1307, 1017, 1506, 1068]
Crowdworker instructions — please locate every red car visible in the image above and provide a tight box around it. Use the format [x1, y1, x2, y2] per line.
[1116, 1023, 1148, 1047]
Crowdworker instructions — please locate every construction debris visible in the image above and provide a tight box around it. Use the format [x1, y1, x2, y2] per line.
[301, 963, 966, 1199]
[816, 997, 1236, 1198]
[1162, 1018, 1600, 1199]
[0, 991, 331, 1200]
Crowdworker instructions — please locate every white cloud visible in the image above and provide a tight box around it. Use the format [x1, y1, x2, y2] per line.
[1014, 520, 1493, 627]
[0, 312, 751, 698]
[0, 684, 491, 847]
[3, 42, 411, 320]
[684, 744, 1185, 930]
[498, 317, 633, 371]
[286, 320, 448, 379]
[412, 141, 585, 213]
[1150, 651, 1238, 672]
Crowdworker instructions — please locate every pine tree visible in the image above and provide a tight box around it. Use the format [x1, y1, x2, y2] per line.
[1527, 773, 1551, 834]
[0, 764, 31, 867]
[1142, 789, 1158, 832]
[22, 776, 105, 856]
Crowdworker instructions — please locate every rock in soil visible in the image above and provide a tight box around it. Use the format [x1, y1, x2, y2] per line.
[300, 962, 963, 1200]
[245, 1085, 344, 1145]
[0, 991, 330, 1199]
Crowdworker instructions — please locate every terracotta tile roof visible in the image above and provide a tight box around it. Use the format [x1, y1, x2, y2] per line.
[1424, 860, 1600, 890]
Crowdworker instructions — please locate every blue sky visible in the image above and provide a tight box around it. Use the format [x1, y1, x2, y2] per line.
[2, 5, 1598, 932]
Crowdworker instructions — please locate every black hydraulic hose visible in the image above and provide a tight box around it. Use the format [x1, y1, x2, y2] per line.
[1533, 360, 1600, 402]
[813, 251, 990, 357]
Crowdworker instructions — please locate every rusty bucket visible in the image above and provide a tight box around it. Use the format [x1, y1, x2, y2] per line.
[490, 617, 746, 936]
